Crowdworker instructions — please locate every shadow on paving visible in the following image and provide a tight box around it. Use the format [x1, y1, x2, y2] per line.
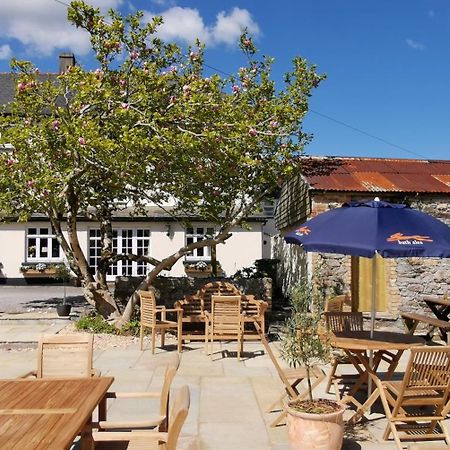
[23, 295, 88, 310]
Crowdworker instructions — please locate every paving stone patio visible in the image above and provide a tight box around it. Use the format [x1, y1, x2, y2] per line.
[1, 315, 450, 449]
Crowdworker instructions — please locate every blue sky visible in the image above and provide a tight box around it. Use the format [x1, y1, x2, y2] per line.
[0, 0, 449, 160]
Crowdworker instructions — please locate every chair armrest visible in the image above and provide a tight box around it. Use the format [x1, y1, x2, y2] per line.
[93, 430, 168, 442]
[96, 415, 165, 430]
[105, 391, 161, 399]
[163, 308, 183, 313]
[17, 371, 37, 379]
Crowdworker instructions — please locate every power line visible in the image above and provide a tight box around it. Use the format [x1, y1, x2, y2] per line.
[52, 0, 426, 159]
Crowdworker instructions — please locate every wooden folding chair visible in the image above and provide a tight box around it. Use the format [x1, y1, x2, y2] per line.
[94, 385, 190, 450]
[324, 312, 365, 396]
[254, 322, 326, 427]
[206, 295, 243, 360]
[97, 355, 180, 433]
[20, 333, 100, 378]
[139, 290, 182, 353]
[325, 295, 345, 312]
[375, 346, 450, 450]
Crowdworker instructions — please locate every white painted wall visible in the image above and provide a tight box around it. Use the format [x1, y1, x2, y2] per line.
[0, 220, 265, 282]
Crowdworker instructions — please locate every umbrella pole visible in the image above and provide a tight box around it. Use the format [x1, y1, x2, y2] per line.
[367, 254, 377, 415]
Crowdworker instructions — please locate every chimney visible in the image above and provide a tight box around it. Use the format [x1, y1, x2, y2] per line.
[59, 53, 76, 73]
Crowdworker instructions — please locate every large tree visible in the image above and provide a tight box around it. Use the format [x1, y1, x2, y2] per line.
[0, 1, 324, 326]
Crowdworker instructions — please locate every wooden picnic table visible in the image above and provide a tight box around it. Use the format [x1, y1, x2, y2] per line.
[402, 296, 450, 343]
[0, 376, 113, 450]
[331, 330, 425, 424]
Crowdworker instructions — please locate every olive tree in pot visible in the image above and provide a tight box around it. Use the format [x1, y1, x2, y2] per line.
[280, 280, 346, 450]
[53, 264, 73, 317]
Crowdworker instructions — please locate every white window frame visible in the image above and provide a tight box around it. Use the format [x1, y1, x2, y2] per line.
[88, 228, 151, 281]
[185, 225, 215, 261]
[26, 227, 62, 262]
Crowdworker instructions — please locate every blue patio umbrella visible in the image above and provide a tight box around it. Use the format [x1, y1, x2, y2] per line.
[284, 198, 450, 334]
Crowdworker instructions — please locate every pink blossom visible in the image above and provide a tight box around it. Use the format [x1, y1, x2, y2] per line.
[243, 39, 252, 48]
[248, 128, 257, 137]
[17, 82, 27, 92]
[121, 103, 129, 110]
[119, 79, 126, 86]
[189, 51, 198, 60]
[232, 85, 240, 94]
[27, 180, 35, 188]
[130, 50, 139, 60]
[51, 120, 60, 130]
[78, 137, 86, 146]
[42, 189, 49, 197]
[6, 158, 16, 166]
[169, 95, 176, 104]
[269, 120, 279, 128]
[182, 85, 190, 96]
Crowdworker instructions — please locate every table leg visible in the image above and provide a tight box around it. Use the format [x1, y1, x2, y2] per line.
[80, 414, 94, 450]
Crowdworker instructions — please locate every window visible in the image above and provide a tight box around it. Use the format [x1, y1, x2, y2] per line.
[26, 227, 61, 261]
[88, 228, 150, 280]
[185, 226, 214, 261]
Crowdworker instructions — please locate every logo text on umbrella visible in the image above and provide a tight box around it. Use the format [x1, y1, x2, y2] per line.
[387, 232, 433, 245]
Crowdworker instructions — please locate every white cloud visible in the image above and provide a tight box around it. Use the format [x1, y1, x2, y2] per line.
[406, 39, 425, 50]
[0, 0, 123, 57]
[213, 8, 260, 45]
[0, 44, 12, 60]
[145, 7, 210, 43]
[144, 6, 260, 47]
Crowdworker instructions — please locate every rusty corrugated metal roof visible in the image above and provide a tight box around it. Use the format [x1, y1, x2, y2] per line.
[301, 157, 450, 193]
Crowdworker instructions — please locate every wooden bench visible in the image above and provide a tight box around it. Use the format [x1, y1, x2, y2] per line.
[401, 312, 450, 344]
[174, 281, 268, 341]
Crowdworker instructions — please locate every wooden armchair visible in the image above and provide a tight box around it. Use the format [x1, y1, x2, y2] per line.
[375, 346, 450, 449]
[97, 355, 180, 433]
[139, 290, 182, 353]
[93, 385, 190, 450]
[254, 322, 326, 427]
[20, 333, 100, 379]
[206, 295, 244, 360]
[324, 312, 364, 396]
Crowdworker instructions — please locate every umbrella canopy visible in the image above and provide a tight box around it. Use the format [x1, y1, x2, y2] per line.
[285, 199, 450, 259]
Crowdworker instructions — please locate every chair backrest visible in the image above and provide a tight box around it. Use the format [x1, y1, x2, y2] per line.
[167, 385, 190, 450]
[139, 290, 157, 327]
[325, 295, 345, 312]
[159, 363, 178, 431]
[211, 295, 241, 335]
[200, 282, 242, 312]
[324, 311, 364, 333]
[37, 333, 94, 378]
[402, 347, 450, 399]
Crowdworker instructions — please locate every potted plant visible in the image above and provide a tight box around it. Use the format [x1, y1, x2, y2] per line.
[52, 264, 73, 317]
[280, 280, 346, 450]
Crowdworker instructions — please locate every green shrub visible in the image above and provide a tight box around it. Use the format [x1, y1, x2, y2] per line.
[75, 315, 118, 334]
[75, 315, 141, 336]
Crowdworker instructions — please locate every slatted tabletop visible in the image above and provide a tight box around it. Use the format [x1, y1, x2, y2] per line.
[332, 330, 425, 351]
[0, 377, 113, 450]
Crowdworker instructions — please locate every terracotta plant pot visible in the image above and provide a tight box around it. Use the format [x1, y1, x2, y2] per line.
[285, 400, 346, 450]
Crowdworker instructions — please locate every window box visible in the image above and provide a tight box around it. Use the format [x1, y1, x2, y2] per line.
[184, 261, 223, 278]
[20, 263, 58, 277]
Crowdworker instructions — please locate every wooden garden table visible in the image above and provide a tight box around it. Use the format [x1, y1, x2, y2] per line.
[331, 330, 425, 423]
[0, 376, 113, 450]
